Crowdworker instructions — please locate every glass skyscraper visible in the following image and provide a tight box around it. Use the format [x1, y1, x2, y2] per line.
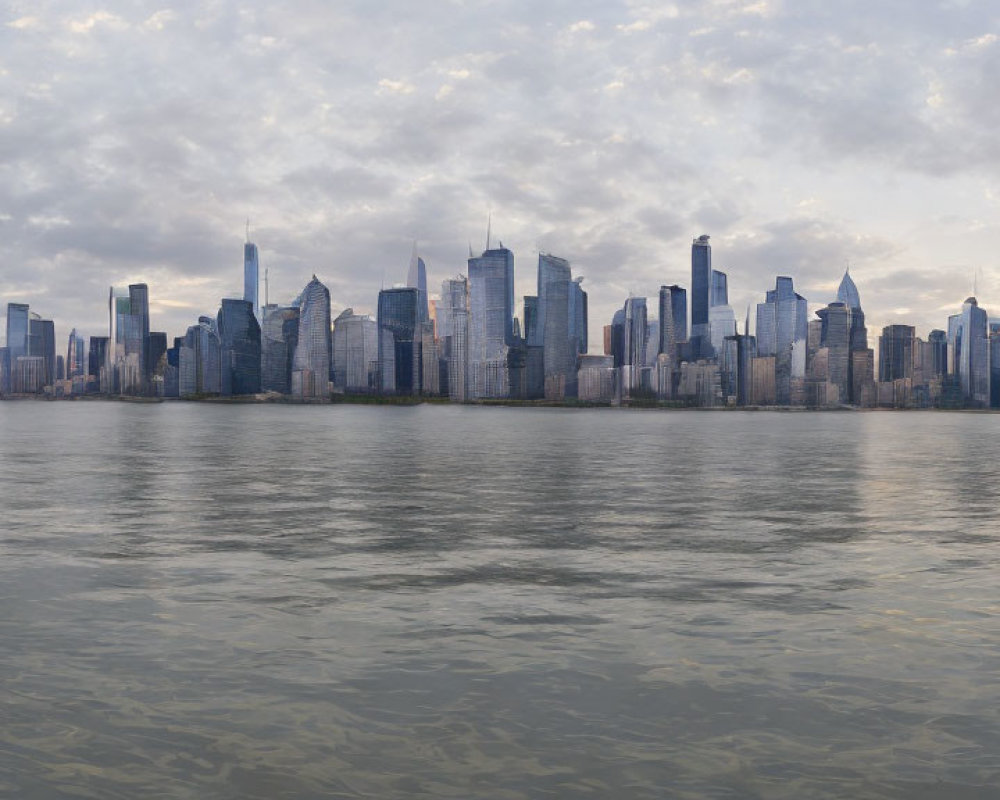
[66, 329, 86, 379]
[756, 276, 807, 405]
[261, 304, 300, 394]
[332, 308, 377, 392]
[956, 296, 988, 407]
[438, 276, 469, 402]
[536, 254, 582, 400]
[218, 298, 262, 395]
[179, 317, 222, 396]
[292, 275, 332, 398]
[6, 303, 29, 363]
[377, 287, 422, 395]
[407, 247, 429, 323]
[691, 235, 711, 358]
[878, 325, 915, 383]
[467, 246, 515, 399]
[244, 238, 259, 322]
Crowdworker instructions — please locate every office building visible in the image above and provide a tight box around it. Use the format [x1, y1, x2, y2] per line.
[467, 246, 515, 399]
[377, 287, 422, 395]
[691, 235, 711, 358]
[332, 308, 377, 392]
[217, 298, 262, 395]
[292, 275, 332, 398]
[261, 304, 300, 394]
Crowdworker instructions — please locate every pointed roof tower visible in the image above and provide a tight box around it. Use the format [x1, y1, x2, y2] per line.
[836, 267, 861, 310]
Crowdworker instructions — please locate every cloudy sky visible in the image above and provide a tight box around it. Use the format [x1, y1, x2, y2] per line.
[2, 0, 999, 350]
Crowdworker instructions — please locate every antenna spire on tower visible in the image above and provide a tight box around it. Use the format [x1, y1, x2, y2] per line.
[246, 218, 250, 244]
[486, 210, 492, 251]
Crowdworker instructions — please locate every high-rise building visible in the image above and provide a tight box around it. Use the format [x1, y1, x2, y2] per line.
[179, 317, 222, 396]
[878, 325, 915, 383]
[955, 296, 989, 407]
[148, 332, 168, 378]
[438, 276, 469, 402]
[620, 296, 648, 395]
[523, 294, 543, 398]
[28, 316, 56, 388]
[723, 330, 756, 406]
[691, 235, 711, 358]
[927, 329, 947, 377]
[377, 287, 422, 395]
[332, 308, 377, 393]
[6, 303, 29, 367]
[127, 284, 151, 391]
[755, 276, 807, 405]
[88, 336, 108, 390]
[292, 275, 332, 398]
[66, 329, 86, 379]
[467, 246, 515, 399]
[536, 254, 585, 400]
[657, 285, 687, 390]
[261, 304, 300, 394]
[815, 302, 852, 403]
[407, 246, 429, 323]
[217, 299, 262, 395]
[244, 233, 260, 322]
[710, 269, 728, 307]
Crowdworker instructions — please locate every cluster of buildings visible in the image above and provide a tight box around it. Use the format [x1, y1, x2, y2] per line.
[0, 231, 995, 409]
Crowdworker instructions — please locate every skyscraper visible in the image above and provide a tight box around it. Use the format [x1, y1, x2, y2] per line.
[244, 230, 260, 322]
[332, 308, 377, 392]
[755, 276, 807, 405]
[377, 287, 422, 395]
[467, 246, 515, 399]
[217, 299, 262, 395]
[292, 275, 332, 398]
[536, 253, 582, 400]
[6, 303, 29, 362]
[658, 285, 687, 358]
[691, 235, 711, 358]
[620, 296, 648, 395]
[955, 296, 989, 407]
[438, 276, 469, 402]
[66, 329, 86, 379]
[814, 302, 852, 404]
[878, 325, 916, 383]
[261, 304, 300, 394]
[179, 317, 222, 396]
[710, 269, 728, 307]
[407, 245, 429, 323]
[28, 317, 56, 388]
[927, 329, 947, 377]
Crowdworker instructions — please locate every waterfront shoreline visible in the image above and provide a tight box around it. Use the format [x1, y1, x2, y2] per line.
[1, 393, 996, 411]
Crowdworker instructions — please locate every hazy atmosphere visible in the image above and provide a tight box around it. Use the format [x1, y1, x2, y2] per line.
[3, 0, 999, 347]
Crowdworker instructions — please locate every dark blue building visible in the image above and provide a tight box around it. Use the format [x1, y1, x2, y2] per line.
[377, 287, 422, 395]
[217, 299, 262, 396]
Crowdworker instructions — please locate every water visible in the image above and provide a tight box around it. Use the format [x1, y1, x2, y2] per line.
[1, 402, 998, 799]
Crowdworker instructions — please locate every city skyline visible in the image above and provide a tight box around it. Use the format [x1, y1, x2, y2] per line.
[2, 2, 1000, 346]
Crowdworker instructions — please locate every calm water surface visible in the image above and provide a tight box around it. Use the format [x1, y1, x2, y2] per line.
[1, 403, 999, 799]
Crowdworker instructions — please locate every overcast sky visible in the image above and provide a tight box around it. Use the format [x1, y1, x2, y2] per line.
[2, 0, 999, 350]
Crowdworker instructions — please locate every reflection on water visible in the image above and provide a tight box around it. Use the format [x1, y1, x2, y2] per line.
[1, 403, 999, 799]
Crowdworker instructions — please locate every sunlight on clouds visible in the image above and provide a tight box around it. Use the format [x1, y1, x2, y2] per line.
[435, 85, 454, 100]
[617, 20, 651, 33]
[568, 20, 596, 33]
[377, 78, 416, 95]
[7, 16, 41, 30]
[68, 11, 128, 34]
